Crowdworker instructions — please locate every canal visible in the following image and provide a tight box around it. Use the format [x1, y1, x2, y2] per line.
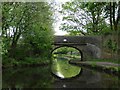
[2, 57, 119, 88]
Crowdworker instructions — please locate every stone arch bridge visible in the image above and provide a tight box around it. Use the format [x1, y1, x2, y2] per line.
[52, 36, 102, 60]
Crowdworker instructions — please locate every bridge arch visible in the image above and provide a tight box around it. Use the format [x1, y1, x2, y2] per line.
[52, 36, 102, 60]
[51, 45, 83, 61]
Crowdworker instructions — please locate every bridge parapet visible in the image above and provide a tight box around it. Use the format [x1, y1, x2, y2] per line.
[54, 36, 102, 47]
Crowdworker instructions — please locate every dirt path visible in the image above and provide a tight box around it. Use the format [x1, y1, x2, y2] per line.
[69, 60, 120, 76]
[69, 60, 120, 67]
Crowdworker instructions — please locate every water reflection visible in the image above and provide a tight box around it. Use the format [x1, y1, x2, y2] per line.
[51, 57, 81, 79]
[2, 64, 119, 88]
[52, 47, 82, 79]
[53, 68, 119, 88]
[2, 66, 54, 88]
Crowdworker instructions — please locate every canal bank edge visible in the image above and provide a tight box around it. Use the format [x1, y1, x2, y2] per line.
[69, 60, 120, 76]
[2, 62, 50, 69]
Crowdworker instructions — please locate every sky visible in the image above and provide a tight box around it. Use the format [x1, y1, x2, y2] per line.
[53, 0, 71, 36]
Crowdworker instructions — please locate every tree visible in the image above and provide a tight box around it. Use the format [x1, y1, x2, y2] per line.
[104, 2, 120, 32]
[60, 1, 107, 35]
[104, 2, 120, 58]
[2, 2, 54, 59]
[21, 2, 54, 57]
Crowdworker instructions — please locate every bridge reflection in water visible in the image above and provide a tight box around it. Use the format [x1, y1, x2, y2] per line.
[51, 46, 82, 79]
[51, 57, 82, 79]
[51, 54, 119, 88]
[3, 59, 119, 88]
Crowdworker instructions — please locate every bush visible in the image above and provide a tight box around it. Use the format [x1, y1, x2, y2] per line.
[19, 57, 50, 65]
[2, 56, 19, 67]
[2, 55, 50, 68]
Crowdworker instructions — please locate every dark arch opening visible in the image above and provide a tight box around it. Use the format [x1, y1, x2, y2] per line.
[51, 45, 83, 61]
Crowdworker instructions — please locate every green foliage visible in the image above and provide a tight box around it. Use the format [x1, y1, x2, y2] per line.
[21, 57, 49, 65]
[2, 57, 19, 67]
[0, 37, 7, 55]
[2, 2, 54, 67]
[23, 27, 53, 56]
[90, 58, 119, 64]
[60, 1, 120, 36]
[3, 57, 50, 68]
[105, 39, 117, 52]
[52, 47, 81, 61]
[54, 47, 69, 54]
[52, 57, 81, 78]
[60, 1, 109, 35]
[59, 1, 119, 59]
[53, 47, 80, 55]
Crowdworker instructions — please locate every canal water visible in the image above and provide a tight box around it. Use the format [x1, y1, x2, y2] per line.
[2, 58, 119, 88]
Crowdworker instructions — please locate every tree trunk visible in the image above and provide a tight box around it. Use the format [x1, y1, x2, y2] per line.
[113, 2, 116, 31]
[115, 2, 120, 31]
[110, 2, 113, 31]
[9, 31, 21, 58]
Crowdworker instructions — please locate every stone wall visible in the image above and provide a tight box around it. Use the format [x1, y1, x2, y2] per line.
[53, 36, 102, 61]
[54, 36, 102, 47]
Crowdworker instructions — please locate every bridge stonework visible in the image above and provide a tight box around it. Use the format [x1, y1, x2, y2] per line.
[52, 36, 102, 61]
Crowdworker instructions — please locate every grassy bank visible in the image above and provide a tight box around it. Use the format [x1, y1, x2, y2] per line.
[69, 60, 120, 76]
[90, 58, 120, 64]
[2, 57, 50, 68]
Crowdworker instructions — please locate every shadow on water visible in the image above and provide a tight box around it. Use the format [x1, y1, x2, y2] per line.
[2, 66, 54, 88]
